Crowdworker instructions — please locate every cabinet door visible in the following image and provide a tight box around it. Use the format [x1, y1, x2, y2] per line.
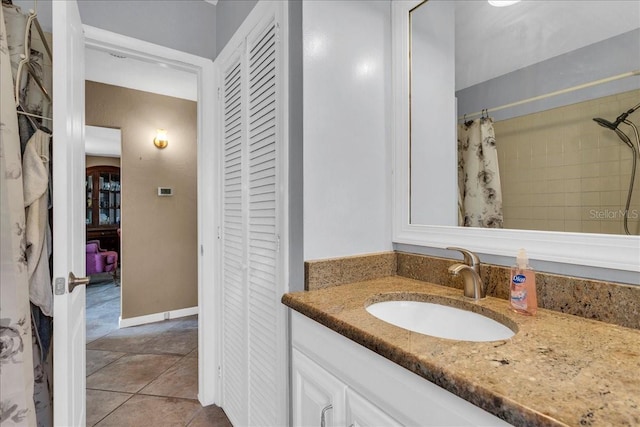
[292, 349, 345, 427]
[86, 165, 120, 228]
[345, 388, 403, 427]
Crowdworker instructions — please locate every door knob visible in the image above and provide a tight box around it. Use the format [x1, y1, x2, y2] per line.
[68, 272, 89, 293]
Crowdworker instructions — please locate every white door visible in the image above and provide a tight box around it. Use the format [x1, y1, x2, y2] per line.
[52, 1, 87, 425]
[217, 1, 288, 425]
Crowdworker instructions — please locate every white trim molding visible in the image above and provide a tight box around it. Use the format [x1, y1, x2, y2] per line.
[119, 306, 199, 328]
[391, 1, 640, 274]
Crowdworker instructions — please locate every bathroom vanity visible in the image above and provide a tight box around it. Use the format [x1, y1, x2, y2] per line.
[290, 309, 510, 426]
[283, 277, 640, 426]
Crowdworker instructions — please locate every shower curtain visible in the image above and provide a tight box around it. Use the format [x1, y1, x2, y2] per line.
[457, 117, 504, 228]
[2, 2, 53, 426]
[0, 5, 37, 426]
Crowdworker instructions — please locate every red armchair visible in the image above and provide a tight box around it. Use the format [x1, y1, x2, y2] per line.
[86, 240, 118, 280]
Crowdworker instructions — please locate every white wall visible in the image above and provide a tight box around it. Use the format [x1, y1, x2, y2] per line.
[288, 0, 305, 291]
[303, 0, 392, 260]
[215, 0, 258, 57]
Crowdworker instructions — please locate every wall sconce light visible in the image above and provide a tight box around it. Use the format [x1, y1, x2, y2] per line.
[153, 129, 168, 149]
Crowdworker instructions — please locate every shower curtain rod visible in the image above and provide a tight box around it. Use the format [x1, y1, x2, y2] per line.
[459, 69, 640, 121]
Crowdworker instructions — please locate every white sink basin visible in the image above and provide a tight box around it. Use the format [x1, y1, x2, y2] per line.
[366, 300, 515, 342]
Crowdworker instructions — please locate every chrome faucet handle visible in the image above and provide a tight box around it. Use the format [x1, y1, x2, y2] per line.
[446, 247, 480, 268]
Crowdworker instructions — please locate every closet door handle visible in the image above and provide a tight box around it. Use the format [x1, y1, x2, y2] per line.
[320, 403, 333, 427]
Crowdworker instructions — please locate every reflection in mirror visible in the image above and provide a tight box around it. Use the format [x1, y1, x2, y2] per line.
[410, 0, 640, 235]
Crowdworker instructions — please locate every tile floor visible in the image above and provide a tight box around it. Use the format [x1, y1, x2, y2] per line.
[86, 278, 232, 426]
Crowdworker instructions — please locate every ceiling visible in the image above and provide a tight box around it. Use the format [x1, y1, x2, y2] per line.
[97, 0, 636, 98]
[453, 0, 640, 89]
[17, 0, 640, 97]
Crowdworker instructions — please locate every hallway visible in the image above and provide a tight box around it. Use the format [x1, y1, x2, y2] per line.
[85, 281, 231, 426]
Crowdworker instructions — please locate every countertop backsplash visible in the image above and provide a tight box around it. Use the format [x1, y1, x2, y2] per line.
[305, 251, 640, 330]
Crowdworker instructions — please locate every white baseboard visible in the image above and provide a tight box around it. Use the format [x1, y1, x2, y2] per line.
[119, 306, 199, 329]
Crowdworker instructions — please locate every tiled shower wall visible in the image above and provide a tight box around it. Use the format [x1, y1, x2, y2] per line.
[494, 89, 640, 235]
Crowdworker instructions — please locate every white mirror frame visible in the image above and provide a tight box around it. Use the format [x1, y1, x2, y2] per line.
[391, 0, 640, 272]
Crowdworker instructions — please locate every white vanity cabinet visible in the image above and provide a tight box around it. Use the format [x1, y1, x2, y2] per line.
[290, 311, 511, 427]
[292, 348, 402, 427]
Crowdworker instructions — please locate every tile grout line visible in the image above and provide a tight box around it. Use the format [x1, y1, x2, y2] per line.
[89, 393, 135, 427]
[134, 353, 187, 395]
[86, 286, 204, 426]
[85, 351, 127, 377]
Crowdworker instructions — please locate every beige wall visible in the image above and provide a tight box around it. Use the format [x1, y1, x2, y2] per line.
[86, 81, 198, 319]
[86, 155, 120, 168]
[495, 89, 640, 235]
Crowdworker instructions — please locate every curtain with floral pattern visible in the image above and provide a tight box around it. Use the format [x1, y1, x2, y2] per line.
[457, 117, 504, 228]
[0, 4, 37, 425]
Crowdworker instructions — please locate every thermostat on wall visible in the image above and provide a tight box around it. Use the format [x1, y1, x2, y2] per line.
[158, 187, 173, 196]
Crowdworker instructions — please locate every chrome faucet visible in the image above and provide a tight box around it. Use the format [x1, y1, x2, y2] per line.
[446, 247, 485, 300]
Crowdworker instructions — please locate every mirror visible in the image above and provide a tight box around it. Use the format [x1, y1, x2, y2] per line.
[410, 0, 640, 235]
[391, 0, 639, 273]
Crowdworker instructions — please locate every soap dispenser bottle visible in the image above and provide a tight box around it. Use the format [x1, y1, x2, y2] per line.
[510, 248, 537, 315]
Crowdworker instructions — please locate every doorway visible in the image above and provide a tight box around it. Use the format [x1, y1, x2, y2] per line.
[82, 25, 218, 409]
[83, 52, 199, 426]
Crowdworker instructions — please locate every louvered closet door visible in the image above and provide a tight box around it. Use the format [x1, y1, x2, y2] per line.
[221, 48, 248, 427]
[219, 3, 286, 426]
[246, 17, 282, 426]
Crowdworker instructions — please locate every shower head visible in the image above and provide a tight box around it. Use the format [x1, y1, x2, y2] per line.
[593, 102, 640, 130]
[593, 117, 618, 130]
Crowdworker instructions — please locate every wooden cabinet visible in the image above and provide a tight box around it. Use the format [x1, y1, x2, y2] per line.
[86, 165, 120, 255]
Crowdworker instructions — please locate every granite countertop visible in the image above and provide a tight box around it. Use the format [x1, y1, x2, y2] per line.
[282, 276, 640, 427]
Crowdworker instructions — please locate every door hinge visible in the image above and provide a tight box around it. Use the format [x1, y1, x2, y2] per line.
[218, 365, 222, 378]
[217, 87, 221, 100]
[276, 234, 280, 253]
[217, 226, 222, 240]
[200, 245, 204, 256]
